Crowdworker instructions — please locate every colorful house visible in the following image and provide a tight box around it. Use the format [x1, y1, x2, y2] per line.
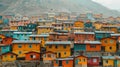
[25, 51, 40, 61]
[52, 23, 63, 31]
[84, 22, 95, 32]
[53, 58, 73, 67]
[13, 32, 32, 40]
[36, 20, 55, 26]
[62, 22, 74, 31]
[102, 56, 115, 67]
[42, 51, 56, 63]
[87, 57, 100, 66]
[0, 52, 17, 62]
[0, 34, 6, 39]
[29, 34, 49, 47]
[0, 30, 17, 37]
[75, 55, 87, 67]
[49, 32, 69, 41]
[74, 43, 86, 53]
[101, 37, 117, 52]
[95, 31, 114, 40]
[74, 21, 84, 28]
[37, 26, 54, 34]
[45, 41, 71, 58]
[101, 26, 118, 33]
[74, 32, 95, 43]
[0, 44, 12, 54]
[93, 21, 102, 30]
[85, 41, 101, 52]
[12, 40, 41, 59]
[18, 26, 26, 32]
[26, 23, 37, 32]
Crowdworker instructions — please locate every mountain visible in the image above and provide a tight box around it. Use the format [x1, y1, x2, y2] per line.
[0, 0, 120, 17]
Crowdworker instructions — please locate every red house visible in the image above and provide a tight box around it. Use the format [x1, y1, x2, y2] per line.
[25, 51, 40, 61]
[74, 32, 95, 43]
[87, 57, 100, 66]
[0, 37, 15, 44]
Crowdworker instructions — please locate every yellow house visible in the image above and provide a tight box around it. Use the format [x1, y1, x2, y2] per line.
[102, 56, 115, 67]
[75, 55, 87, 67]
[10, 26, 18, 30]
[1, 52, 17, 62]
[74, 21, 84, 28]
[37, 26, 54, 34]
[36, 20, 55, 26]
[12, 40, 41, 58]
[101, 37, 117, 52]
[45, 41, 71, 58]
[29, 34, 49, 47]
[101, 26, 118, 33]
[62, 22, 74, 31]
[0, 34, 6, 39]
[93, 21, 102, 30]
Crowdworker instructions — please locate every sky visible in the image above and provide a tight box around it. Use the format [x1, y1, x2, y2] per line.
[92, 0, 120, 11]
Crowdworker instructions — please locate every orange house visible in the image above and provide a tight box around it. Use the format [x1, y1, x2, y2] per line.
[25, 51, 40, 61]
[42, 51, 56, 63]
[85, 41, 101, 52]
[1, 37, 14, 44]
[75, 55, 87, 67]
[53, 58, 73, 67]
[101, 37, 117, 52]
[74, 21, 84, 28]
[12, 40, 41, 59]
[1, 52, 17, 62]
[0, 34, 6, 39]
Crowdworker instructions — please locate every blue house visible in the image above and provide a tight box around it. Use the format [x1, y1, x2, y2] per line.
[18, 26, 26, 32]
[13, 32, 32, 40]
[0, 30, 17, 37]
[74, 43, 86, 54]
[95, 31, 114, 40]
[3, 18, 9, 24]
[0, 44, 12, 54]
[26, 23, 37, 32]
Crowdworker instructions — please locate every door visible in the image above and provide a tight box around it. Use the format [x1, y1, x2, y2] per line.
[58, 53, 61, 58]
[59, 60, 62, 66]
[114, 60, 117, 67]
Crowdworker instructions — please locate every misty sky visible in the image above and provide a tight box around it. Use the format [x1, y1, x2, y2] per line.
[92, 0, 120, 11]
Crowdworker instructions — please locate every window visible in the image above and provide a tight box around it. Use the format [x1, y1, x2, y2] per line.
[4, 55, 7, 58]
[90, 45, 96, 48]
[19, 51, 22, 54]
[109, 47, 112, 50]
[48, 54, 51, 58]
[104, 40, 107, 43]
[83, 59, 86, 62]
[18, 44, 22, 48]
[93, 59, 97, 63]
[64, 52, 66, 55]
[29, 44, 32, 48]
[66, 60, 69, 64]
[49, 45, 52, 48]
[11, 55, 14, 58]
[78, 59, 81, 62]
[105, 60, 108, 64]
[56, 60, 59, 64]
[64, 45, 66, 49]
[55, 45, 58, 49]
[30, 55, 36, 59]
[110, 40, 114, 43]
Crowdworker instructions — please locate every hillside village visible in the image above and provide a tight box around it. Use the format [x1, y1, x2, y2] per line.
[0, 12, 120, 67]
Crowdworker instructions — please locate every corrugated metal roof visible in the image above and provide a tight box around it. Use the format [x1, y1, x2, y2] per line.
[12, 40, 41, 43]
[111, 34, 120, 36]
[102, 56, 115, 59]
[29, 34, 49, 37]
[37, 26, 54, 28]
[84, 41, 101, 44]
[45, 41, 71, 45]
[55, 58, 73, 60]
[13, 32, 32, 34]
[74, 32, 94, 34]
[95, 31, 114, 33]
